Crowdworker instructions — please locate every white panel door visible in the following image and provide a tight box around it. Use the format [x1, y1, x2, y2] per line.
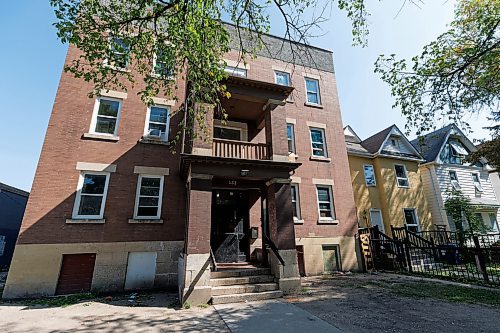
[124, 252, 157, 290]
[370, 209, 385, 233]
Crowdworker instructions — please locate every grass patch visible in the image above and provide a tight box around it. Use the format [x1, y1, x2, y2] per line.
[390, 282, 500, 307]
[23, 293, 97, 308]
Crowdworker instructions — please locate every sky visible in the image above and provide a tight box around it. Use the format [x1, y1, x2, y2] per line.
[0, 1, 492, 192]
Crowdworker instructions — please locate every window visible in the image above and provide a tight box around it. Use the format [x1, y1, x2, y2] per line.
[394, 164, 410, 188]
[154, 47, 174, 77]
[108, 36, 130, 69]
[275, 71, 291, 86]
[471, 173, 483, 192]
[90, 97, 122, 136]
[310, 128, 327, 157]
[403, 208, 420, 232]
[390, 137, 400, 148]
[305, 78, 320, 104]
[134, 175, 164, 219]
[73, 172, 110, 219]
[145, 106, 170, 141]
[224, 66, 247, 77]
[214, 126, 242, 141]
[316, 185, 335, 221]
[363, 164, 376, 186]
[287, 123, 296, 154]
[449, 170, 461, 190]
[291, 184, 301, 221]
[489, 213, 499, 232]
[0, 235, 5, 256]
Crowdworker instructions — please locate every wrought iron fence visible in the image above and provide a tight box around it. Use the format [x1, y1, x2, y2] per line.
[358, 226, 500, 286]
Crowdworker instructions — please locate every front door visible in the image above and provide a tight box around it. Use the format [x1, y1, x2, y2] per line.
[211, 190, 249, 263]
[370, 209, 385, 233]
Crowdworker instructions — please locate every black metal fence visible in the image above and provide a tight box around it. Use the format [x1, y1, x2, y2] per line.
[358, 226, 500, 286]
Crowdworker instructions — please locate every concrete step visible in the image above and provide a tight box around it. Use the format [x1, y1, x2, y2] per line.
[212, 290, 283, 305]
[211, 268, 271, 279]
[212, 283, 278, 296]
[211, 275, 275, 286]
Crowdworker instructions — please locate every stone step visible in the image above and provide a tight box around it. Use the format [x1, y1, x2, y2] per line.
[211, 290, 283, 305]
[211, 268, 271, 279]
[211, 275, 275, 286]
[212, 283, 278, 296]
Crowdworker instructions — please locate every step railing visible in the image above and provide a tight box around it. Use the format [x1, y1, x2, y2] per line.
[213, 139, 270, 160]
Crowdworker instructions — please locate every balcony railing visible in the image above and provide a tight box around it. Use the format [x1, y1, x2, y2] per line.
[213, 138, 270, 160]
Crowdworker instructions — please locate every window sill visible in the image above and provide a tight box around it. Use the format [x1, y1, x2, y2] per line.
[310, 156, 331, 163]
[128, 219, 164, 224]
[294, 219, 304, 225]
[139, 138, 170, 146]
[103, 63, 131, 73]
[318, 218, 339, 225]
[83, 133, 120, 142]
[66, 218, 105, 224]
[304, 102, 323, 109]
[149, 73, 175, 81]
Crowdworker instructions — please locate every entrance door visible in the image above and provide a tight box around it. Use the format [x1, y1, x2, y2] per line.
[370, 209, 385, 233]
[56, 253, 96, 295]
[211, 190, 249, 263]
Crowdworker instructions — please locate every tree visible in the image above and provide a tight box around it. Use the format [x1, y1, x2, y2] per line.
[375, 0, 499, 158]
[49, 0, 371, 147]
[444, 189, 490, 233]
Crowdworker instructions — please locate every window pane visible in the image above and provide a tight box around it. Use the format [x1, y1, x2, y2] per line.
[78, 195, 103, 216]
[287, 124, 295, 153]
[306, 79, 318, 92]
[364, 165, 376, 186]
[317, 187, 330, 202]
[137, 206, 158, 217]
[311, 129, 323, 142]
[320, 210, 332, 218]
[139, 197, 159, 207]
[140, 177, 161, 196]
[404, 209, 416, 225]
[449, 171, 457, 181]
[148, 123, 167, 134]
[395, 165, 406, 178]
[398, 179, 410, 187]
[98, 100, 120, 117]
[214, 127, 241, 141]
[150, 107, 168, 123]
[276, 72, 290, 86]
[81, 174, 107, 194]
[95, 117, 117, 134]
[307, 92, 319, 104]
[109, 37, 130, 68]
[291, 186, 297, 201]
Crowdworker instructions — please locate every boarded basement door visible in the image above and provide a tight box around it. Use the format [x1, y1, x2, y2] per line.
[56, 253, 96, 295]
[322, 245, 340, 273]
[124, 252, 157, 290]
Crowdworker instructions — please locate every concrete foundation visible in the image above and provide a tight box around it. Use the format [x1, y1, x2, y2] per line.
[178, 253, 212, 306]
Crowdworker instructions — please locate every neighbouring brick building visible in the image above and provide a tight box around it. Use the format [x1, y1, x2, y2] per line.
[3, 27, 358, 304]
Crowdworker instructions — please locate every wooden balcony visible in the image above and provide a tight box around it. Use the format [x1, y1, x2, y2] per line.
[213, 139, 270, 160]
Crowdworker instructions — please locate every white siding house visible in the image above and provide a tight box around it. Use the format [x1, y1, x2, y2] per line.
[411, 125, 500, 232]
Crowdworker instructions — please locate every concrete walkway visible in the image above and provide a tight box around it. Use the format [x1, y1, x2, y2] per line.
[215, 300, 342, 333]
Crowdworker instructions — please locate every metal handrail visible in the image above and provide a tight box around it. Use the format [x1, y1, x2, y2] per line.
[210, 247, 218, 272]
[263, 234, 285, 266]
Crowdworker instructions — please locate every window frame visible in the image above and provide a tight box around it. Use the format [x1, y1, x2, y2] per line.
[304, 77, 321, 105]
[224, 66, 247, 77]
[133, 174, 165, 220]
[363, 164, 377, 187]
[394, 164, 410, 188]
[403, 208, 420, 232]
[143, 105, 171, 141]
[106, 36, 130, 70]
[316, 185, 336, 222]
[274, 70, 291, 86]
[471, 173, 484, 192]
[287, 123, 296, 154]
[89, 97, 122, 137]
[72, 171, 111, 220]
[488, 213, 499, 232]
[152, 47, 175, 79]
[291, 183, 302, 222]
[309, 127, 328, 158]
[449, 170, 461, 190]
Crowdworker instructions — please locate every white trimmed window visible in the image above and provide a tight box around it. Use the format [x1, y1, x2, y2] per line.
[144, 105, 170, 141]
[305, 77, 321, 104]
[394, 164, 410, 188]
[107, 36, 130, 69]
[287, 123, 296, 154]
[291, 183, 301, 221]
[154, 47, 175, 77]
[275, 71, 291, 86]
[316, 185, 335, 221]
[90, 97, 122, 136]
[134, 175, 164, 219]
[449, 170, 461, 190]
[471, 173, 483, 192]
[310, 127, 327, 157]
[404, 208, 420, 233]
[363, 164, 376, 186]
[72, 172, 110, 219]
[224, 66, 247, 77]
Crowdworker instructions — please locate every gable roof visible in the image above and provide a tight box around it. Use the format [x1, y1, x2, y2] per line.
[343, 125, 362, 143]
[0, 182, 29, 197]
[361, 125, 394, 154]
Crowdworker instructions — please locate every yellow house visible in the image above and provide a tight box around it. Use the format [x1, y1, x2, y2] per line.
[344, 125, 432, 234]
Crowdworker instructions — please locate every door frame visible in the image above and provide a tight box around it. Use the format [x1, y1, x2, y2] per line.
[369, 208, 385, 233]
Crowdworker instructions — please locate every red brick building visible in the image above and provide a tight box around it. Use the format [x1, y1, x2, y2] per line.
[3, 29, 358, 304]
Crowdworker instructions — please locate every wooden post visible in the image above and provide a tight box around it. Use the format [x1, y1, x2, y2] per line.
[473, 236, 489, 283]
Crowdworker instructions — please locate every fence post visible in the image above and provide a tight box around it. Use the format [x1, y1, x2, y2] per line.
[404, 228, 413, 273]
[473, 236, 489, 283]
